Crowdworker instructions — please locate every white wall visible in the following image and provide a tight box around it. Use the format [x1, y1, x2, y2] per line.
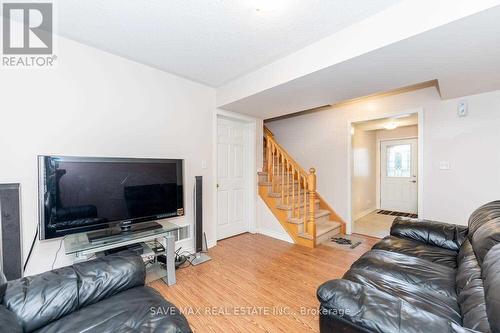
[266, 87, 500, 227]
[0, 36, 216, 275]
[351, 128, 377, 219]
[376, 125, 418, 141]
[256, 197, 293, 244]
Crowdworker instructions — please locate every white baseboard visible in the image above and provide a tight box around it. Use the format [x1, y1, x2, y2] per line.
[256, 228, 293, 243]
[354, 207, 377, 221]
[176, 238, 216, 255]
[207, 239, 217, 249]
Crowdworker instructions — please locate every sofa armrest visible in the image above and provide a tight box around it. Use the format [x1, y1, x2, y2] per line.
[73, 251, 146, 308]
[0, 305, 22, 333]
[390, 217, 468, 251]
[317, 279, 477, 333]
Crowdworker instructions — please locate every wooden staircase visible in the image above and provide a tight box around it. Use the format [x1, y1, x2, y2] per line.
[258, 127, 346, 248]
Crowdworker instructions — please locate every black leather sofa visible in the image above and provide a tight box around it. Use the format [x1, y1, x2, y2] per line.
[0, 252, 191, 333]
[317, 200, 500, 333]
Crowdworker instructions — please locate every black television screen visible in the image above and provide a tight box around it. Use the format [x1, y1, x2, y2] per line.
[38, 156, 184, 239]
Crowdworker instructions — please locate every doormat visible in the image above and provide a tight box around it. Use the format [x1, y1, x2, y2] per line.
[321, 235, 364, 250]
[377, 210, 418, 219]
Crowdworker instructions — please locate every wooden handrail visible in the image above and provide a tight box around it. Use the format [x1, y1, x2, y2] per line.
[264, 128, 308, 176]
[264, 126, 274, 137]
[264, 127, 316, 239]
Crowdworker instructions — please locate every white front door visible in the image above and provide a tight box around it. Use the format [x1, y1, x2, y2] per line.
[380, 138, 418, 213]
[217, 117, 249, 240]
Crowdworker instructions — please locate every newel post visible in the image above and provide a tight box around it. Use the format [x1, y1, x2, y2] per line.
[307, 168, 317, 241]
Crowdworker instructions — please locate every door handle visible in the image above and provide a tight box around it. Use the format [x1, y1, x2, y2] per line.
[409, 180, 417, 183]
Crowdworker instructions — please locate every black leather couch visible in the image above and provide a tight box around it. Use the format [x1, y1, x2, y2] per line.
[0, 253, 191, 333]
[317, 201, 500, 333]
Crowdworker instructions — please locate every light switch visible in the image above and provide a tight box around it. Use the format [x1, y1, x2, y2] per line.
[201, 160, 207, 169]
[439, 161, 451, 170]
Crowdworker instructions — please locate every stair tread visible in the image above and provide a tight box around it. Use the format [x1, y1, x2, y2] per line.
[269, 190, 306, 198]
[296, 221, 342, 240]
[286, 209, 330, 224]
[276, 199, 320, 210]
[316, 221, 342, 236]
[315, 210, 330, 218]
[259, 182, 300, 188]
[297, 232, 313, 240]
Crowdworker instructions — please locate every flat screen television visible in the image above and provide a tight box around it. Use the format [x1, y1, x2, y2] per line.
[38, 156, 184, 240]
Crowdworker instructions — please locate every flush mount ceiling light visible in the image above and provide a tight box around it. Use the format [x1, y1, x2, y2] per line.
[384, 122, 398, 130]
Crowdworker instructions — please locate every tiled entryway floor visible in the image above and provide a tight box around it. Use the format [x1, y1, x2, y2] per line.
[353, 211, 396, 238]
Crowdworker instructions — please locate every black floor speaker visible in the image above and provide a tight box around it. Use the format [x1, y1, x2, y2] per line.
[195, 176, 203, 253]
[0, 184, 22, 280]
[189, 176, 211, 265]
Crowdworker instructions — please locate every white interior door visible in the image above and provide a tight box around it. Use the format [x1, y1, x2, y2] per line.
[217, 117, 249, 240]
[380, 138, 418, 213]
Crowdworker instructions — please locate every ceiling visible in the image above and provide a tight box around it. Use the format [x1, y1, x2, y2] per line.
[221, 5, 500, 118]
[54, 0, 403, 86]
[354, 113, 418, 131]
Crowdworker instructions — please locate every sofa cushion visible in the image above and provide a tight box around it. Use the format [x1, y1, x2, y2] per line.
[456, 239, 491, 332]
[33, 286, 191, 333]
[373, 235, 458, 268]
[3, 266, 79, 333]
[482, 243, 500, 333]
[470, 218, 500, 265]
[73, 252, 146, 308]
[343, 268, 462, 324]
[0, 305, 22, 333]
[318, 279, 472, 333]
[0, 271, 6, 303]
[467, 200, 500, 264]
[391, 217, 468, 251]
[468, 201, 500, 236]
[351, 249, 457, 298]
[3, 253, 146, 333]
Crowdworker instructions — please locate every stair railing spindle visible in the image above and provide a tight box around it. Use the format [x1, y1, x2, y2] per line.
[281, 153, 284, 201]
[271, 144, 276, 193]
[286, 162, 290, 206]
[303, 175, 307, 234]
[307, 168, 317, 242]
[291, 167, 295, 216]
[266, 137, 271, 182]
[297, 171, 301, 220]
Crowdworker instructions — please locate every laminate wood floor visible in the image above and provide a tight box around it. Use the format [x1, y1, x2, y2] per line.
[150, 233, 378, 333]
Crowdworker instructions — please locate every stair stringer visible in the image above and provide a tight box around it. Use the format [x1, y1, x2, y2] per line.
[256, 196, 293, 243]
